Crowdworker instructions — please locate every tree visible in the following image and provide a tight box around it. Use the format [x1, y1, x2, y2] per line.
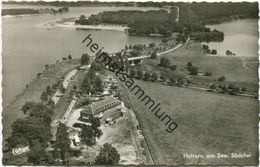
[89, 116, 101, 130]
[204, 72, 212, 76]
[68, 54, 72, 59]
[46, 85, 52, 95]
[81, 76, 91, 94]
[187, 62, 193, 70]
[93, 76, 103, 92]
[37, 73, 42, 77]
[217, 76, 225, 82]
[55, 123, 71, 163]
[210, 84, 216, 89]
[202, 44, 209, 50]
[80, 125, 95, 146]
[89, 116, 102, 138]
[20, 102, 53, 125]
[95, 143, 120, 165]
[160, 74, 166, 81]
[8, 117, 52, 148]
[151, 72, 158, 81]
[59, 84, 66, 94]
[47, 99, 55, 109]
[40, 91, 48, 103]
[129, 69, 136, 78]
[149, 43, 156, 48]
[87, 66, 96, 82]
[79, 15, 86, 22]
[221, 85, 227, 92]
[228, 84, 235, 90]
[211, 49, 217, 55]
[137, 70, 143, 79]
[133, 44, 143, 51]
[52, 81, 60, 90]
[226, 50, 232, 55]
[144, 71, 150, 81]
[169, 76, 176, 83]
[81, 53, 90, 65]
[169, 65, 177, 70]
[160, 57, 170, 68]
[189, 66, 198, 75]
[241, 87, 246, 92]
[177, 77, 184, 85]
[164, 59, 171, 68]
[151, 52, 157, 59]
[21, 101, 38, 114]
[27, 140, 53, 165]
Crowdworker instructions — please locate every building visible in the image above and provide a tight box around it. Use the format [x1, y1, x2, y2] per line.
[69, 131, 81, 148]
[79, 97, 122, 122]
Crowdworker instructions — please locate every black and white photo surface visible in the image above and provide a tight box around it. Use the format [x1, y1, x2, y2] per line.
[1, 0, 259, 166]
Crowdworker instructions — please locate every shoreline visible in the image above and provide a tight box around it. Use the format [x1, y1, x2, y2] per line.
[55, 21, 129, 32]
[3, 59, 80, 139]
[55, 21, 169, 37]
[205, 15, 258, 26]
[2, 13, 40, 18]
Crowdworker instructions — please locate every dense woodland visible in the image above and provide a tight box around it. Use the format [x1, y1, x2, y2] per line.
[2, 7, 69, 16]
[4, 1, 258, 40]
[75, 9, 175, 36]
[2, 9, 39, 16]
[74, 2, 257, 41]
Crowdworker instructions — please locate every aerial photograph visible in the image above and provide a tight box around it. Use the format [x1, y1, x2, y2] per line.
[2, 0, 259, 166]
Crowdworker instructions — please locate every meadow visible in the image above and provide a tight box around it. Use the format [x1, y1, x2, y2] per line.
[126, 79, 258, 165]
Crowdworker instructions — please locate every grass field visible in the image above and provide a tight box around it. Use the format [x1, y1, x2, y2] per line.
[141, 41, 258, 92]
[125, 79, 258, 165]
[3, 59, 80, 140]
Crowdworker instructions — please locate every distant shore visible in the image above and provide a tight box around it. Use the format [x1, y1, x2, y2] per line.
[55, 21, 129, 32]
[2, 13, 40, 18]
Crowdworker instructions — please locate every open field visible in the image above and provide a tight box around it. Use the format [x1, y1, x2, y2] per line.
[3, 59, 80, 140]
[125, 79, 259, 165]
[139, 40, 258, 93]
[164, 41, 258, 84]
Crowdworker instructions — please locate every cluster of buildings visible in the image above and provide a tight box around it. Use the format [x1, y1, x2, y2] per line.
[68, 75, 125, 148]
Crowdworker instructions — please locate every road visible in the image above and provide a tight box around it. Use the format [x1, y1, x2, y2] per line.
[125, 92, 155, 165]
[161, 82, 257, 99]
[51, 69, 78, 104]
[175, 6, 179, 23]
[114, 76, 155, 165]
[61, 96, 77, 123]
[128, 37, 190, 61]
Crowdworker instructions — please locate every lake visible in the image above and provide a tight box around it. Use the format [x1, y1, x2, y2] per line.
[3, 6, 163, 107]
[205, 19, 258, 57]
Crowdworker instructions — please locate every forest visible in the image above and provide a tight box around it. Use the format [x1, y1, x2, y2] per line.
[74, 2, 258, 39]
[2, 9, 39, 16]
[75, 10, 176, 36]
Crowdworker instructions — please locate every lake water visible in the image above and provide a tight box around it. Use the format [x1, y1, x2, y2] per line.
[205, 19, 258, 57]
[3, 6, 258, 107]
[3, 6, 163, 107]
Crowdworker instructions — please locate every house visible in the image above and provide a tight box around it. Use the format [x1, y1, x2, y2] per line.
[79, 97, 121, 122]
[70, 132, 80, 147]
